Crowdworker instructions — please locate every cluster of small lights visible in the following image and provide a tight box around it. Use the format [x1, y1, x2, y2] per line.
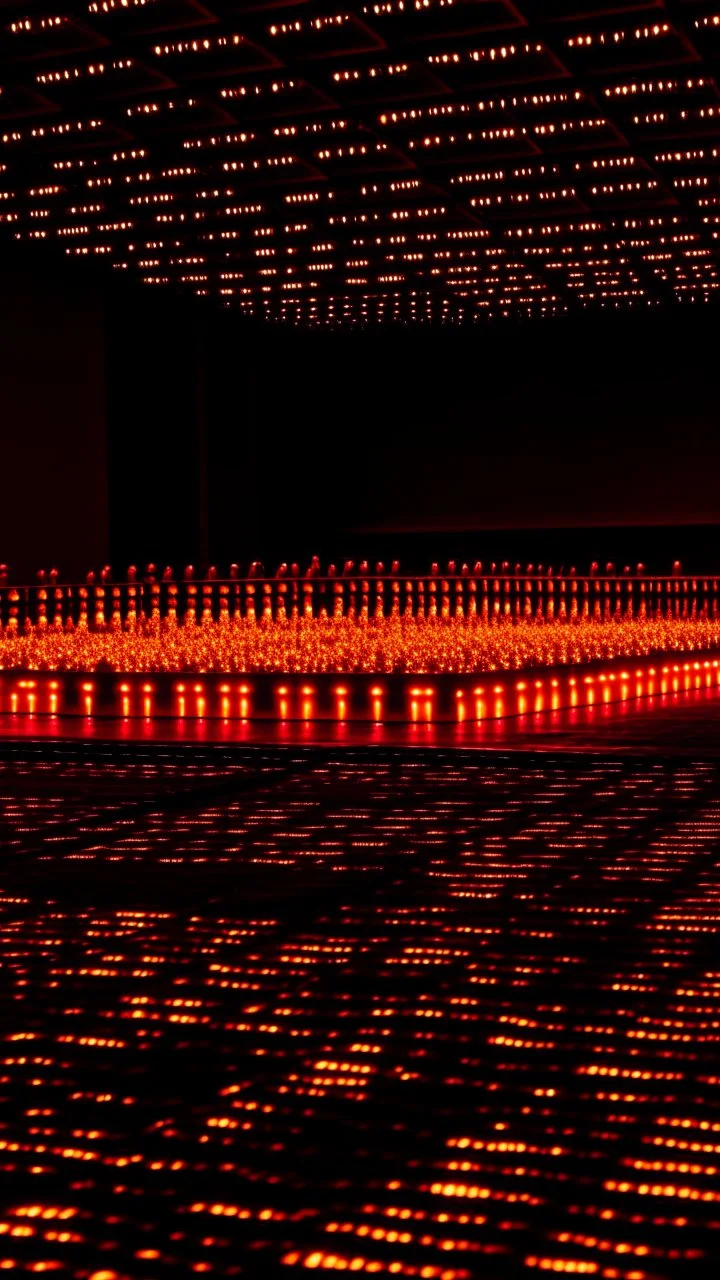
[0, 0, 720, 321]
[8, 15, 67, 33]
[1, 564, 720, 679]
[88, 0, 155, 10]
[1, 738, 720, 1275]
[36, 60, 134, 85]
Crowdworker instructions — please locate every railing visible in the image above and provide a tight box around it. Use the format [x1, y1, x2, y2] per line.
[0, 564, 717, 629]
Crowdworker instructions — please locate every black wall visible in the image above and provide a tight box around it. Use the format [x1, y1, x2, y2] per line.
[203, 310, 720, 571]
[0, 250, 108, 579]
[2, 239, 719, 579]
[105, 287, 208, 569]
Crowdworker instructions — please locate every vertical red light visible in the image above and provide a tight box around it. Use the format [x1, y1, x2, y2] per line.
[493, 684, 504, 719]
[143, 683, 153, 718]
[278, 686, 289, 721]
[194, 683, 205, 718]
[18, 679, 37, 715]
[120, 683, 130, 718]
[516, 681, 527, 716]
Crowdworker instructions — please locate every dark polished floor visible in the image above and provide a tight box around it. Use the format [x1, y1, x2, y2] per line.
[0, 735, 719, 1278]
[1, 675, 720, 752]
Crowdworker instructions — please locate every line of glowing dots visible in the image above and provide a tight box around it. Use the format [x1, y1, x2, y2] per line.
[303, 686, 314, 720]
[174, 683, 206, 718]
[514, 679, 550, 716]
[465, 659, 720, 722]
[278, 685, 289, 720]
[119, 681, 254, 719]
[572, 659, 720, 707]
[3, 658, 720, 722]
[410, 686, 434, 722]
[13, 678, 37, 715]
[117, 680, 154, 717]
[82, 681, 93, 716]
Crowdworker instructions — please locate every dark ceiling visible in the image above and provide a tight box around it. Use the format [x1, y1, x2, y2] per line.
[3, 0, 720, 322]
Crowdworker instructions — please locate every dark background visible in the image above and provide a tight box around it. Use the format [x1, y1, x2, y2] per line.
[1, 242, 718, 578]
[0, 250, 108, 578]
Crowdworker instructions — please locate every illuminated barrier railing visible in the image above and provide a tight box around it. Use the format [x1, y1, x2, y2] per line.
[2, 655, 719, 723]
[0, 565, 718, 629]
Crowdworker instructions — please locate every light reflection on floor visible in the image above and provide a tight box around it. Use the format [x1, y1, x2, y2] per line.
[0, 739, 719, 1277]
[0, 677, 719, 751]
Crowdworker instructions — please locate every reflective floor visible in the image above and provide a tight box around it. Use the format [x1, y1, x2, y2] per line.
[0, 738, 719, 1277]
[1, 674, 720, 752]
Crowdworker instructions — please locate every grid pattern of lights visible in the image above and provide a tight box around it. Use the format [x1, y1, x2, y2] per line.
[1, 741, 720, 1276]
[2, 0, 720, 321]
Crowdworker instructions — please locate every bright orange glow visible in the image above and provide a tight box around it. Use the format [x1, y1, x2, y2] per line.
[2, 568, 720, 725]
[4, 581, 720, 677]
[0, 640, 718, 726]
[278, 686, 289, 720]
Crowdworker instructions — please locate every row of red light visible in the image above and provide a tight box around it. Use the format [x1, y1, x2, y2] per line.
[3, 659, 720, 722]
